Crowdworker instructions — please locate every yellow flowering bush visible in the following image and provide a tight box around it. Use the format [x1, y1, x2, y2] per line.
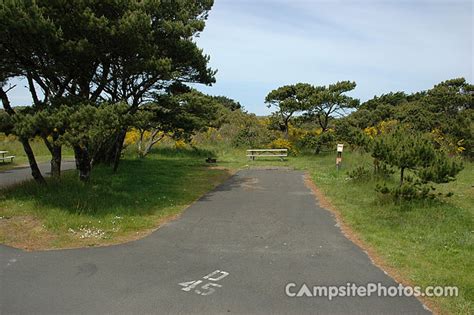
[364, 126, 378, 139]
[0, 133, 17, 142]
[364, 120, 398, 139]
[268, 138, 298, 155]
[258, 117, 271, 127]
[124, 129, 141, 146]
[378, 120, 398, 134]
[175, 139, 187, 149]
[431, 128, 465, 155]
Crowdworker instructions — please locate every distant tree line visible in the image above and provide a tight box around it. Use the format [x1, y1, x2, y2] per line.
[266, 78, 472, 199]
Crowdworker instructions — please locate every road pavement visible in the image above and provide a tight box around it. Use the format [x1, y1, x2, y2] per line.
[0, 160, 76, 187]
[0, 168, 430, 314]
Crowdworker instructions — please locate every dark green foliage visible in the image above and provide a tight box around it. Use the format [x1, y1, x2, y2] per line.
[210, 95, 242, 111]
[372, 127, 463, 200]
[299, 130, 336, 153]
[346, 78, 473, 157]
[132, 90, 221, 157]
[347, 162, 393, 183]
[232, 123, 273, 148]
[360, 91, 412, 111]
[347, 166, 372, 182]
[334, 118, 371, 150]
[265, 81, 359, 145]
[0, 109, 12, 133]
[373, 161, 395, 178]
[375, 180, 432, 201]
[1, 0, 216, 180]
[304, 81, 359, 132]
[61, 103, 131, 155]
[265, 83, 313, 138]
[151, 91, 220, 140]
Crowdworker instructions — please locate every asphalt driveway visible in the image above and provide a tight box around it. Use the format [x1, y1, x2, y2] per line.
[0, 160, 76, 188]
[0, 168, 430, 314]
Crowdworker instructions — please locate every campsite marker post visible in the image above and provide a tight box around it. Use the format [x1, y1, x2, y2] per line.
[336, 144, 343, 170]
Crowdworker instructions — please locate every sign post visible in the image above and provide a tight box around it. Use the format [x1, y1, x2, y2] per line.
[336, 144, 343, 170]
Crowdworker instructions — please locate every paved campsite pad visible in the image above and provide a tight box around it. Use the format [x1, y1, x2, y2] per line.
[0, 160, 76, 187]
[0, 169, 429, 314]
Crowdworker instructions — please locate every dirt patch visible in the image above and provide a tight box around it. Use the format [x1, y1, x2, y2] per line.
[240, 177, 264, 191]
[62, 213, 184, 251]
[2, 213, 186, 252]
[0, 216, 57, 251]
[303, 173, 440, 315]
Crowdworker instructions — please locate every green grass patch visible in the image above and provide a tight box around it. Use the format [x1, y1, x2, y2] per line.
[0, 147, 230, 249]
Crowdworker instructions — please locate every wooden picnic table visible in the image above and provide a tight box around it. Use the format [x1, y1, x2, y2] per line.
[0, 150, 15, 163]
[246, 149, 288, 161]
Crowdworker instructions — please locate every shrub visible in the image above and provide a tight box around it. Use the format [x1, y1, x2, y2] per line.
[347, 166, 372, 182]
[175, 139, 187, 149]
[376, 178, 433, 201]
[373, 160, 395, 178]
[372, 126, 463, 200]
[192, 109, 276, 148]
[124, 129, 141, 147]
[299, 129, 335, 153]
[268, 138, 297, 155]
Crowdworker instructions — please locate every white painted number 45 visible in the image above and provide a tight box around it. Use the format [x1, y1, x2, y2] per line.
[179, 270, 229, 296]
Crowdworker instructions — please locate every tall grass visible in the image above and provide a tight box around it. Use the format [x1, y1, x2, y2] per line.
[0, 148, 229, 248]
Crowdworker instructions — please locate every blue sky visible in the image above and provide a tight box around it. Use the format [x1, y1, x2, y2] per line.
[194, 0, 473, 114]
[7, 0, 473, 115]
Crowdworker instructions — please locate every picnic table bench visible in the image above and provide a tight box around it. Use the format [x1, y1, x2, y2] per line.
[0, 150, 15, 163]
[246, 149, 288, 161]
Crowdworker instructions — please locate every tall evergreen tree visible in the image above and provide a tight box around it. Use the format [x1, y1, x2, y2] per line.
[0, 0, 215, 181]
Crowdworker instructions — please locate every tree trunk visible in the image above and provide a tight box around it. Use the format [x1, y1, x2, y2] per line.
[50, 144, 62, 178]
[73, 145, 91, 182]
[137, 130, 144, 158]
[112, 128, 127, 172]
[43, 134, 62, 178]
[91, 135, 117, 165]
[1, 87, 45, 184]
[373, 158, 380, 174]
[283, 119, 290, 139]
[400, 167, 405, 186]
[91, 128, 126, 166]
[314, 144, 321, 155]
[20, 138, 46, 184]
[140, 129, 164, 158]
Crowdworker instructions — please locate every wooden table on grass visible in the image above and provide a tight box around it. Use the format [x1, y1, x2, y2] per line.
[0, 150, 15, 163]
[246, 149, 288, 161]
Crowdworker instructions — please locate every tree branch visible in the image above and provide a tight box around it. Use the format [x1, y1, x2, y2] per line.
[0, 86, 15, 115]
[27, 72, 41, 107]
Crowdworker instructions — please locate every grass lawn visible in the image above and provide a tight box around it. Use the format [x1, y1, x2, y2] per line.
[0, 147, 230, 250]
